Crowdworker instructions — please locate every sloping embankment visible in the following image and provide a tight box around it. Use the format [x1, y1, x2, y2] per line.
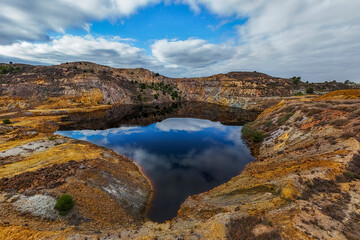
[0, 89, 359, 239]
[115, 89, 360, 239]
[0, 105, 152, 239]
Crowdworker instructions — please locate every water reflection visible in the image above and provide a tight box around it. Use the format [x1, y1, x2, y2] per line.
[57, 118, 254, 222]
[58, 102, 260, 130]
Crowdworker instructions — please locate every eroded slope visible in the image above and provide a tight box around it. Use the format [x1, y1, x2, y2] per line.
[0, 112, 152, 239]
[113, 89, 360, 240]
[1, 62, 356, 111]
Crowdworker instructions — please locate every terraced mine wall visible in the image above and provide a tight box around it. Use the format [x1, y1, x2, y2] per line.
[1, 62, 357, 111]
[0, 61, 359, 239]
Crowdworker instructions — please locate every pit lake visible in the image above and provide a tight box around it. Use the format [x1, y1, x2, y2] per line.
[56, 104, 256, 222]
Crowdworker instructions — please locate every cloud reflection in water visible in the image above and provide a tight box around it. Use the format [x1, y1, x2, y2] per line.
[57, 118, 254, 222]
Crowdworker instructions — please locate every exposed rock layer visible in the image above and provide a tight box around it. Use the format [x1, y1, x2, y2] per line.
[0, 62, 359, 239]
[105, 89, 360, 240]
[1, 62, 357, 110]
[0, 106, 152, 239]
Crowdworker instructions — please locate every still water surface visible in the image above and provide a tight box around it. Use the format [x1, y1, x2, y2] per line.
[57, 117, 254, 222]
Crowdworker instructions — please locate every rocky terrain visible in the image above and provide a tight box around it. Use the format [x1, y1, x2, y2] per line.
[102, 89, 359, 240]
[0, 62, 359, 239]
[58, 102, 260, 131]
[0, 102, 152, 239]
[1, 62, 357, 112]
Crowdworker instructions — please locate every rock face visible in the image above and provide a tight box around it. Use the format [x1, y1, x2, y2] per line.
[164, 72, 300, 108]
[58, 102, 260, 131]
[0, 61, 359, 239]
[103, 89, 359, 240]
[0, 111, 152, 239]
[1, 62, 357, 111]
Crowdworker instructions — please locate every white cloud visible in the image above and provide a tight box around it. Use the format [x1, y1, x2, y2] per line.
[64, 126, 145, 137]
[180, 0, 264, 16]
[151, 39, 235, 68]
[0, 34, 150, 67]
[0, 0, 159, 44]
[174, 0, 360, 82]
[0, 0, 360, 82]
[155, 118, 226, 132]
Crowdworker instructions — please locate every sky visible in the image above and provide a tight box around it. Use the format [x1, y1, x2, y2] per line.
[0, 0, 359, 82]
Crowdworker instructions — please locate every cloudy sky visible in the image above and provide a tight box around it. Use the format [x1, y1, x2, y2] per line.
[0, 0, 359, 82]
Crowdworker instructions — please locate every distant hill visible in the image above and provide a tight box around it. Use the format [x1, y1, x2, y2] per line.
[0, 62, 357, 110]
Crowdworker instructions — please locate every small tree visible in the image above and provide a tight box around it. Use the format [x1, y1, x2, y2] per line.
[2, 118, 11, 124]
[306, 87, 314, 94]
[291, 76, 301, 85]
[54, 194, 75, 216]
[139, 83, 147, 90]
[253, 132, 265, 143]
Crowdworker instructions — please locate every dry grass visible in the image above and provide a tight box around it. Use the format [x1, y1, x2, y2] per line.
[319, 89, 360, 100]
[227, 216, 281, 240]
[340, 131, 358, 139]
[332, 104, 358, 112]
[299, 178, 341, 200]
[301, 106, 322, 116]
[330, 118, 350, 128]
[349, 109, 360, 119]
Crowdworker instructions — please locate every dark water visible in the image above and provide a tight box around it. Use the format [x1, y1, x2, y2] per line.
[56, 104, 256, 222]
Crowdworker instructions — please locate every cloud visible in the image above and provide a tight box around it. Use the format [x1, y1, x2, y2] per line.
[0, 0, 360, 82]
[174, 0, 360, 82]
[0, 0, 159, 44]
[0, 34, 150, 67]
[59, 126, 144, 137]
[180, 0, 263, 16]
[151, 39, 235, 68]
[155, 118, 226, 132]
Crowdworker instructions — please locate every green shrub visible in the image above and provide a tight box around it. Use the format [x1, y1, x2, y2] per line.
[48, 136, 56, 141]
[139, 83, 147, 90]
[2, 118, 11, 124]
[264, 120, 273, 127]
[306, 87, 314, 94]
[277, 113, 293, 126]
[171, 91, 178, 100]
[253, 132, 265, 143]
[54, 194, 75, 216]
[291, 76, 301, 85]
[294, 91, 303, 96]
[0, 65, 22, 75]
[242, 123, 265, 143]
[343, 171, 357, 180]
